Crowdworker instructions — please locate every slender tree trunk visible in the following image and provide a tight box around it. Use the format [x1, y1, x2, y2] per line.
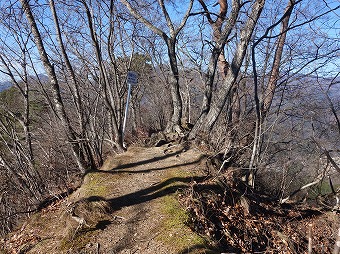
[20, 0, 88, 173]
[82, 0, 123, 151]
[262, 0, 295, 117]
[0, 50, 44, 197]
[108, 0, 124, 131]
[200, 48, 221, 116]
[0, 54, 35, 165]
[248, 0, 295, 187]
[50, 0, 99, 169]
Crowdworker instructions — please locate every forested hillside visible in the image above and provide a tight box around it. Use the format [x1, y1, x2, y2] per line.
[0, 0, 339, 253]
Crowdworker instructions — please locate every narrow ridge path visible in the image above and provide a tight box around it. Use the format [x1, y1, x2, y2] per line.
[4, 144, 214, 254]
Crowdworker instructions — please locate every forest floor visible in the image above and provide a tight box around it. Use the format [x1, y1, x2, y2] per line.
[0, 143, 217, 254]
[1, 142, 339, 253]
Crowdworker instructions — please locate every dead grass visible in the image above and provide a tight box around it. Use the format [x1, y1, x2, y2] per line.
[181, 174, 340, 253]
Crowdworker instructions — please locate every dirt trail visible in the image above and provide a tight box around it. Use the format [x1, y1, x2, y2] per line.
[2, 143, 215, 254]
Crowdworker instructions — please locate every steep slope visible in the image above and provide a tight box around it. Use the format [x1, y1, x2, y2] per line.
[1, 143, 217, 254]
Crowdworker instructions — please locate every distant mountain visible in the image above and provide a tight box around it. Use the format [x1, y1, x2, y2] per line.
[33, 74, 49, 83]
[0, 74, 50, 93]
[0, 81, 12, 92]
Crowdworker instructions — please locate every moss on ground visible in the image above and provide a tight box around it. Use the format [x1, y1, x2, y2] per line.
[81, 172, 113, 198]
[156, 167, 219, 254]
[59, 227, 98, 252]
[157, 193, 219, 254]
[76, 170, 123, 199]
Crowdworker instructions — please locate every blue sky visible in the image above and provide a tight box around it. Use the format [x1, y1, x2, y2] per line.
[0, 0, 339, 84]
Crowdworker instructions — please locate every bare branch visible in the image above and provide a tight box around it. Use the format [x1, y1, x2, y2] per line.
[119, 0, 166, 38]
[158, 0, 175, 34]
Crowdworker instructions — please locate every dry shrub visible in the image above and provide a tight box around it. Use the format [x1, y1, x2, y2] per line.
[180, 174, 339, 253]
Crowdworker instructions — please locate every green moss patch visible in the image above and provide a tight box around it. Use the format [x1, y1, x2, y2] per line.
[77, 171, 120, 200]
[155, 164, 219, 254]
[157, 194, 219, 253]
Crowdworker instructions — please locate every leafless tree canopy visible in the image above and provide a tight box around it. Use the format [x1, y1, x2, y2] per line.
[0, 0, 339, 236]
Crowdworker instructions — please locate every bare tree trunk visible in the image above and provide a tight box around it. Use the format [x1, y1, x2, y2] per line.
[50, 0, 83, 126]
[0, 51, 44, 197]
[120, 0, 193, 134]
[108, 0, 124, 129]
[81, 0, 124, 151]
[262, 0, 295, 117]
[50, 0, 97, 169]
[196, 0, 240, 117]
[248, 0, 296, 187]
[0, 54, 34, 161]
[20, 0, 88, 173]
[165, 37, 183, 133]
[190, 0, 265, 138]
[0, 109, 43, 199]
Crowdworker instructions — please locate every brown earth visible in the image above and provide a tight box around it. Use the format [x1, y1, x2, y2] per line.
[1, 143, 339, 254]
[1, 143, 217, 254]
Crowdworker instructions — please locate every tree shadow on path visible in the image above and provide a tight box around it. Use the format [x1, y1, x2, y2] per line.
[84, 176, 206, 212]
[107, 147, 186, 171]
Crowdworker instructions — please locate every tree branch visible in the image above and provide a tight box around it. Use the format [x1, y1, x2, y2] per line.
[119, 0, 167, 38]
[158, 0, 175, 34]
